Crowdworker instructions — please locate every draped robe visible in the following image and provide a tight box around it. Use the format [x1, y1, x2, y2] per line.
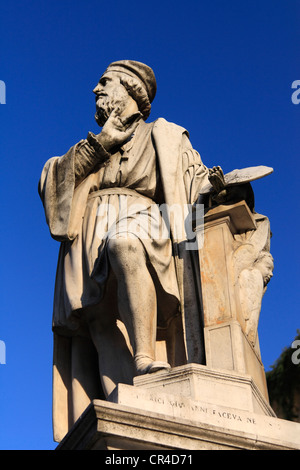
[39, 117, 210, 441]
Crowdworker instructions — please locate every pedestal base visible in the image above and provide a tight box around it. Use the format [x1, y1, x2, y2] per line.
[56, 365, 300, 450]
[204, 321, 269, 400]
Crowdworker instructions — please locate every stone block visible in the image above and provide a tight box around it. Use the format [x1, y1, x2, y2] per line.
[195, 201, 272, 400]
[56, 392, 300, 450]
[204, 321, 269, 400]
[133, 363, 273, 416]
[56, 364, 300, 450]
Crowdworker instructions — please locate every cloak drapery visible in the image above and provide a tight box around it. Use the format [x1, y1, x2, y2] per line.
[39, 118, 210, 441]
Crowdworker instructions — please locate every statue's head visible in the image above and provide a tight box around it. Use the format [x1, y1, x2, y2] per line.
[93, 60, 157, 126]
[255, 252, 274, 286]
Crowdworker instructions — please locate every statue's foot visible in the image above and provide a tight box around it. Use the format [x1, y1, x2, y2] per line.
[148, 361, 171, 373]
[135, 354, 171, 375]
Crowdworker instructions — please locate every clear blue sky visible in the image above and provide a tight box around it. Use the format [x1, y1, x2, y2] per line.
[0, 0, 299, 450]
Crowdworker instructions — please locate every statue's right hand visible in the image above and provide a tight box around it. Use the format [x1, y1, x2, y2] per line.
[96, 108, 142, 152]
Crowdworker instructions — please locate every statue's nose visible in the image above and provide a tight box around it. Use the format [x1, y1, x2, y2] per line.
[93, 83, 101, 94]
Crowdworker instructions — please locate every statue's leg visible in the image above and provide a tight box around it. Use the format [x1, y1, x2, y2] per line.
[84, 278, 136, 398]
[71, 335, 103, 421]
[107, 236, 171, 375]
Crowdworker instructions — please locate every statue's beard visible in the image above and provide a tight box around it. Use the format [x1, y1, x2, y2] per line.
[94, 97, 113, 127]
[94, 93, 128, 127]
[94, 107, 109, 127]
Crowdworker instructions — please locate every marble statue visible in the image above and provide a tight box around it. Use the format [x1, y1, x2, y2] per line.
[38, 60, 273, 441]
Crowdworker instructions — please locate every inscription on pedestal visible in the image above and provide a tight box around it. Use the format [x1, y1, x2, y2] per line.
[111, 384, 266, 436]
[147, 390, 256, 424]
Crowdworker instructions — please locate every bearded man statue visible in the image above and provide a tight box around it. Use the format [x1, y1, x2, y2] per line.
[39, 60, 213, 441]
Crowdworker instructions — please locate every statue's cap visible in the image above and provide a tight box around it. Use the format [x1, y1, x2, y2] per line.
[104, 60, 157, 103]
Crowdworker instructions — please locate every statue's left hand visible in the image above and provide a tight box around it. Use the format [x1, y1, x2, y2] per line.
[208, 166, 226, 192]
[208, 166, 252, 206]
[208, 166, 228, 203]
[96, 108, 142, 152]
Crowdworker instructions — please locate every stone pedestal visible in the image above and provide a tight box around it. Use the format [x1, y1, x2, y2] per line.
[55, 201, 300, 451]
[56, 364, 300, 450]
[195, 201, 269, 400]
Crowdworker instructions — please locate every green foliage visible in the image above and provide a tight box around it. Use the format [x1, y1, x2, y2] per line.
[266, 331, 300, 421]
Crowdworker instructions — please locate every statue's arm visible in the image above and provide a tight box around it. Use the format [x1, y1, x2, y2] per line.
[40, 135, 110, 188]
[73, 133, 111, 187]
[38, 135, 110, 241]
[72, 109, 141, 186]
[181, 134, 210, 204]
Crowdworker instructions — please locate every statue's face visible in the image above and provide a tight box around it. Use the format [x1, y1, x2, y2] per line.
[93, 72, 129, 126]
[260, 255, 274, 284]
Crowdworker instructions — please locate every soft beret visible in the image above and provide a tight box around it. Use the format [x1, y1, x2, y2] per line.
[103, 60, 157, 103]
